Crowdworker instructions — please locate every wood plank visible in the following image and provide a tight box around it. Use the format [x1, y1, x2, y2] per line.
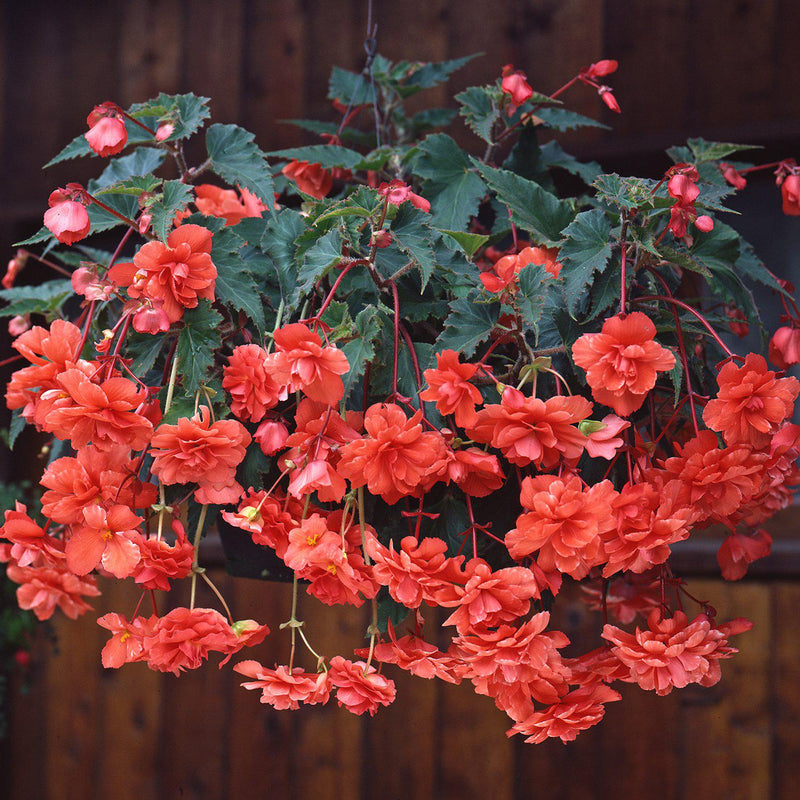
[680, 579, 772, 800]
[226, 579, 293, 797]
[772, 582, 800, 800]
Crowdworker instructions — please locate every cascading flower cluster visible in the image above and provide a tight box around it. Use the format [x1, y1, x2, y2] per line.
[1, 51, 797, 744]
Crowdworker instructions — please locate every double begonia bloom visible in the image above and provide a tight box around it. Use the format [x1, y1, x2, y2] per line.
[194, 184, 266, 225]
[703, 353, 800, 448]
[66, 504, 143, 578]
[781, 174, 800, 215]
[716, 529, 772, 581]
[149, 407, 251, 504]
[509, 684, 621, 744]
[223, 344, 286, 422]
[420, 349, 483, 427]
[7, 562, 100, 621]
[142, 607, 268, 675]
[480, 246, 561, 293]
[35, 369, 153, 452]
[602, 610, 750, 695]
[0, 502, 65, 568]
[272, 323, 349, 406]
[117, 224, 217, 323]
[362, 632, 462, 683]
[506, 474, 617, 579]
[338, 404, 450, 504]
[447, 447, 505, 497]
[467, 387, 592, 468]
[328, 656, 396, 716]
[97, 613, 158, 668]
[132, 523, 194, 591]
[572, 312, 676, 416]
[281, 160, 332, 199]
[234, 661, 330, 709]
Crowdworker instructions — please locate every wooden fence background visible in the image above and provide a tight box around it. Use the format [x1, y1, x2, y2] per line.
[1, 0, 800, 798]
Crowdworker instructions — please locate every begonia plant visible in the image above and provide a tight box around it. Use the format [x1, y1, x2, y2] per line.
[1, 52, 799, 744]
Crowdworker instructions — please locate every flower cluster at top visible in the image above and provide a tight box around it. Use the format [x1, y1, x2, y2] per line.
[1, 53, 798, 745]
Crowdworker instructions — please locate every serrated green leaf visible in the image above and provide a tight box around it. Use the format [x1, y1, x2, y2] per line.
[206, 123, 275, 207]
[475, 162, 575, 246]
[45, 134, 95, 167]
[150, 180, 195, 242]
[84, 191, 139, 234]
[412, 134, 487, 231]
[558, 209, 614, 317]
[269, 144, 390, 172]
[456, 85, 501, 144]
[262, 209, 304, 305]
[515, 263, 548, 332]
[533, 107, 609, 132]
[437, 229, 489, 258]
[13, 227, 53, 247]
[403, 54, 478, 91]
[502, 126, 546, 183]
[375, 589, 411, 633]
[8, 411, 25, 450]
[176, 301, 223, 393]
[689, 222, 740, 272]
[212, 230, 267, 331]
[281, 118, 377, 148]
[126, 332, 168, 376]
[155, 93, 211, 140]
[390, 204, 436, 288]
[328, 65, 375, 106]
[593, 173, 659, 212]
[93, 148, 165, 190]
[435, 294, 500, 358]
[341, 306, 383, 399]
[669, 359, 684, 406]
[687, 138, 760, 164]
[540, 141, 602, 185]
[408, 107, 457, 136]
[735, 237, 789, 296]
[0, 279, 73, 318]
[293, 229, 342, 311]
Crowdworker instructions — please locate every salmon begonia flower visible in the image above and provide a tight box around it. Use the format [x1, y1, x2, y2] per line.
[43, 188, 91, 245]
[0, 502, 65, 568]
[447, 447, 505, 497]
[703, 353, 800, 448]
[194, 184, 267, 225]
[501, 64, 534, 114]
[769, 325, 800, 368]
[131, 521, 194, 591]
[85, 105, 128, 157]
[281, 160, 332, 199]
[35, 369, 153, 452]
[337, 404, 450, 504]
[358, 630, 462, 683]
[66, 504, 143, 578]
[581, 572, 662, 624]
[467, 387, 592, 468]
[97, 613, 158, 668]
[6, 563, 100, 621]
[480, 246, 561, 293]
[572, 312, 676, 416]
[580, 414, 629, 460]
[506, 474, 617, 579]
[781, 174, 800, 216]
[117, 224, 217, 323]
[272, 323, 349, 406]
[328, 656, 396, 716]
[717, 529, 772, 581]
[602, 610, 751, 696]
[234, 661, 330, 709]
[509, 684, 622, 744]
[149, 407, 251, 504]
[377, 180, 431, 213]
[223, 344, 286, 422]
[420, 349, 483, 427]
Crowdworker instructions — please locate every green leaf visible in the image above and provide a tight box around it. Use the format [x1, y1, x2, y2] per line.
[176, 301, 223, 393]
[8, 411, 25, 450]
[212, 230, 267, 331]
[456, 85, 501, 144]
[390, 204, 436, 289]
[341, 306, 383, 399]
[376, 589, 411, 633]
[539, 141, 602, 185]
[127, 332, 168, 376]
[153, 93, 211, 141]
[206, 123, 275, 207]
[412, 134, 487, 230]
[687, 138, 760, 164]
[93, 147, 165, 189]
[13, 227, 53, 247]
[403, 54, 478, 91]
[437, 229, 489, 258]
[515, 263, 548, 332]
[689, 222, 740, 272]
[592, 173, 659, 212]
[281, 118, 376, 148]
[150, 180, 195, 242]
[533, 107, 609, 132]
[735, 237, 789, 296]
[269, 144, 390, 172]
[435, 294, 500, 358]
[262, 209, 304, 304]
[45, 134, 95, 167]
[558, 209, 614, 317]
[475, 162, 575, 246]
[408, 108, 457, 136]
[669, 359, 684, 406]
[293, 229, 342, 311]
[328, 66, 375, 106]
[503, 126, 546, 183]
[0, 279, 73, 318]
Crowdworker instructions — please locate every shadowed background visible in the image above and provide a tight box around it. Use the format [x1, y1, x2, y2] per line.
[1, 1, 799, 798]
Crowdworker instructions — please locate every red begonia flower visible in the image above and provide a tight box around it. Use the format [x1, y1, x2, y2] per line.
[781, 174, 800, 215]
[223, 343, 286, 422]
[6, 563, 100, 621]
[769, 325, 800, 368]
[43, 191, 91, 245]
[420, 349, 483, 427]
[717, 529, 772, 581]
[85, 106, 128, 157]
[281, 160, 332, 199]
[377, 180, 431, 213]
[234, 661, 330, 709]
[194, 184, 266, 226]
[328, 655, 396, 716]
[66, 504, 143, 578]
